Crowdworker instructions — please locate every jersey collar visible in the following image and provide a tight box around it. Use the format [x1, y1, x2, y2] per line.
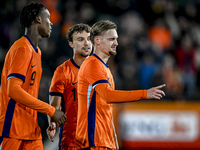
[92, 53, 109, 68]
[70, 58, 80, 69]
[23, 35, 38, 53]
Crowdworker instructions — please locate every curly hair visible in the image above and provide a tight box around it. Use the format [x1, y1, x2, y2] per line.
[66, 23, 91, 42]
[20, 3, 46, 28]
[90, 20, 117, 45]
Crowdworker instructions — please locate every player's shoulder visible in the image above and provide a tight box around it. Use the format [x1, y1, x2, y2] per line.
[56, 59, 70, 70]
[82, 55, 100, 67]
[62, 59, 72, 67]
[10, 38, 22, 49]
[7, 36, 33, 60]
[54, 59, 73, 74]
[80, 55, 104, 74]
[11, 36, 33, 53]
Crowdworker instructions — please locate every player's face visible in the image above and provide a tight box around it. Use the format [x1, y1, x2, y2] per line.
[99, 29, 118, 56]
[71, 31, 92, 57]
[38, 9, 52, 38]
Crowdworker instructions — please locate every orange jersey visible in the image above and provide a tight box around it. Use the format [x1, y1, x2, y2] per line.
[49, 59, 79, 147]
[0, 35, 54, 140]
[76, 54, 115, 149]
[76, 54, 147, 149]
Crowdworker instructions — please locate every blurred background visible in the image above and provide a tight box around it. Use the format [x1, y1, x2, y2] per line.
[1, 0, 200, 149]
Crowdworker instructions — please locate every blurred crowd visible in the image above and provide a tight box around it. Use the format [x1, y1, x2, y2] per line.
[1, 0, 200, 100]
[1, 0, 200, 140]
[1, 0, 200, 97]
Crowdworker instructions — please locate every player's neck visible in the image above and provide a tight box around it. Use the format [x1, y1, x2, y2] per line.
[93, 51, 109, 64]
[73, 55, 88, 66]
[25, 28, 42, 47]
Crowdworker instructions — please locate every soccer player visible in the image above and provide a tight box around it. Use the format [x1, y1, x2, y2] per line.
[0, 3, 66, 150]
[46, 23, 92, 150]
[76, 20, 166, 150]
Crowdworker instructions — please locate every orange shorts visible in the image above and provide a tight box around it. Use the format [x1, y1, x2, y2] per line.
[1, 138, 43, 150]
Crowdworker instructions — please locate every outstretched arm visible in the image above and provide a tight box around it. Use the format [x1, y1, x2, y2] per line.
[95, 83, 166, 103]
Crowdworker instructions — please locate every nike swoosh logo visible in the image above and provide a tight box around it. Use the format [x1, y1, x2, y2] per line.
[31, 65, 36, 68]
[72, 82, 78, 85]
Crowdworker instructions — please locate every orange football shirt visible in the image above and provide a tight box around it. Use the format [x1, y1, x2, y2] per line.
[0, 35, 55, 140]
[76, 54, 147, 149]
[49, 58, 79, 147]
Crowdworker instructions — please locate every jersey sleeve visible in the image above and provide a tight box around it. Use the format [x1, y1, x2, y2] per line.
[8, 77, 55, 117]
[49, 66, 67, 97]
[95, 83, 147, 103]
[7, 47, 32, 82]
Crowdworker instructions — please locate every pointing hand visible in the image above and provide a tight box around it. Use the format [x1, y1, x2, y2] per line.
[147, 84, 166, 100]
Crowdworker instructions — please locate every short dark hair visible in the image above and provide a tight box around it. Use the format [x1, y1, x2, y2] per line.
[20, 3, 46, 28]
[66, 23, 91, 42]
[90, 20, 117, 45]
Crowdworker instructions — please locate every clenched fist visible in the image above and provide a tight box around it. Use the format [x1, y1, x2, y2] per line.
[52, 109, 67, 127]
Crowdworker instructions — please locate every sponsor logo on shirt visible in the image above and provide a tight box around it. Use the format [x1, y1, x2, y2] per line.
[31, 64, 36, 68]
[72, 82, 78, 85]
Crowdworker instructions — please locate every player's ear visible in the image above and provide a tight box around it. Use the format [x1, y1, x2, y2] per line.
[69, 41, 74, 48]
[35, 16, 41, 24]
[94, 36, 100, 45]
